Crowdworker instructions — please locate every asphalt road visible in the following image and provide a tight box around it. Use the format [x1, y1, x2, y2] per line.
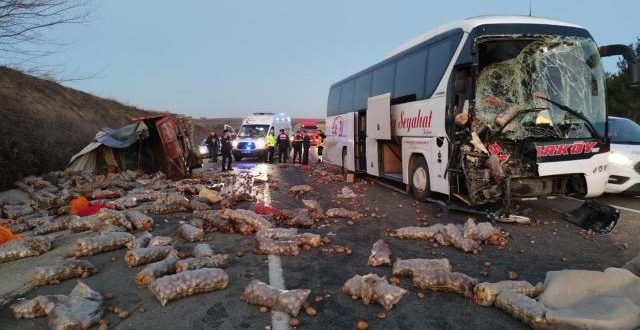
[1, 152, 638, 330]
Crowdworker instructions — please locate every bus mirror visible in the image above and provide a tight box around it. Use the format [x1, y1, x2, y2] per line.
[631, 63, 640, 87]
[599, 44, 640, 87]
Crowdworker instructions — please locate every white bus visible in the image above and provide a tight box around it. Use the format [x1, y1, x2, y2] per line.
[325, 15, 639, 207]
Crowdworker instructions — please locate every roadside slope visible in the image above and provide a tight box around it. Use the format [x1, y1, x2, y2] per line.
[0, 66, 149, 189]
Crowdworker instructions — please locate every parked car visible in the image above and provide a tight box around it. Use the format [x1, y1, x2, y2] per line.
[199, 139, 210, 158]
[606, 116, 640, 194]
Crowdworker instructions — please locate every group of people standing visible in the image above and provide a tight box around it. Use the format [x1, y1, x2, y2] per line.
[266, 129, 325, 165]
[205, 129, 234, 171]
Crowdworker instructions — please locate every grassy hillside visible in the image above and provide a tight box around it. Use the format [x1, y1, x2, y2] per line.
[0, 66, 149, 189]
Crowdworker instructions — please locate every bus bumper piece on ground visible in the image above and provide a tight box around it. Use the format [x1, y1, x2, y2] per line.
[556, 199, 619, 234]
[424, 197, 505, 225]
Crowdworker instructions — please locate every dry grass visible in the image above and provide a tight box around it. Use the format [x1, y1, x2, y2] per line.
[0, 66, 149, 189]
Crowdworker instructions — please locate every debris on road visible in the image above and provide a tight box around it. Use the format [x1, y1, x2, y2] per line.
[288, 185, 314, 198]
[222, 208, 273, 234]
[412, 270, 478, 299]
[96, 208, 133, 231]
[149, 268, 229, 306]
[178, 223, 204, 242]
[241, 279, 311, 316]
[124, 246, 176, 267]
[497, 214, 532, 225]
[32, 259, 97, 286]
[126, 231, 153, 249]
[0, 236, 51, 263]
[325, 208, 362, 220]
[73, 232, 134, 257]
[368, 239, 392, 267]
[342, 273, 408, 311]
[392, 258, 452, 276]
[473, 280, 543, 307]
[11, 281, 103, 329]
[192, 243, 214, 257]
[336, 187, 357, 199]
[126, 210, 154, 231]
[135, 251, 180, 288]
[175, 254, 230, 272]
[149, 236, 172, 247]
[494, 291, 549, 329]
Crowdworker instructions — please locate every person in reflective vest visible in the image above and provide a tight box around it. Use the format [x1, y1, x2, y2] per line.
[266, 130, 276, 163]
[276, 129, 290, 163]
[291, 130, 303, 164]
[302, 130, 311, 165]
[317, 129, 326, 163]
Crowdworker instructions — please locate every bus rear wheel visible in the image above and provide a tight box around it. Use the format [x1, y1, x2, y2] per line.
[411, 157, 431, 201]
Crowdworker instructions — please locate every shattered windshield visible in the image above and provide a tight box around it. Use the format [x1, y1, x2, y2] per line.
[238, 124, 270, 138]
[475, 36, 606, 140]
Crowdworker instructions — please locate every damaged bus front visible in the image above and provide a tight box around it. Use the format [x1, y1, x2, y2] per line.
[450, 23, 640, 208]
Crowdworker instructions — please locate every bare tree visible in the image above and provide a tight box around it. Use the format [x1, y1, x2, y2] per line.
[0, 0, 91, 79]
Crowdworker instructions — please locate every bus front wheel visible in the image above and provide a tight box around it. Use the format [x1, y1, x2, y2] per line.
[410, 157, 431, 201]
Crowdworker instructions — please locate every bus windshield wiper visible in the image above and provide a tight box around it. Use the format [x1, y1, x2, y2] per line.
[535, 96, 602, 140]
[497, 107, 550, 132]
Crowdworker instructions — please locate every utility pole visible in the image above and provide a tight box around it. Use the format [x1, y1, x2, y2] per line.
[529, 0, 533, 16]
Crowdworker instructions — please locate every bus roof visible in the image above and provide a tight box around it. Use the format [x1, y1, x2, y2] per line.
[386, 15, 583, 58]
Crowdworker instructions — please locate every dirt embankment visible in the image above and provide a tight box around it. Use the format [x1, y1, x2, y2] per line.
[0, 66, 149, 190]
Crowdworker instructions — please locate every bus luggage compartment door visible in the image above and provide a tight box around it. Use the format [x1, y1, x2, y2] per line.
[366, 93, 391, 140]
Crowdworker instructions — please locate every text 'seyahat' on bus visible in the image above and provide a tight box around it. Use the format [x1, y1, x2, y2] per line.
[325, 16, 640, 225]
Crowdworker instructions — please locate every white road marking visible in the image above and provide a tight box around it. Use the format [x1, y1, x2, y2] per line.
[259, 164, 290, 330]
[562, 196, 640, 214]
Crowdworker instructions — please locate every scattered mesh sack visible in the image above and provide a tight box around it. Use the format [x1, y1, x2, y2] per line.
[126, 210, 154, 231]
[149, 268, 229, 306]
[3, 204, 34, 219]
[189, 217, 204, 230]
[412, 270, 478, 299]
[463, 218, 498, 241]
[189, 199, 210, 211]
[193, 210, 235, 233]
[336, 186, 358, 199]
[90, 189, 121, 200]
[0, 236, 51, 263]
[198, 187, 221, 204]
[325, 208, 361, 220]
[73, 232, 134, 257]
[301, 199, 324, 216]
[288, 185, 313, 197]
[135, 251, 179, 288]
[282, 209, 315, 228]
[178, 223, 204, 242]
[392, 258, 451, 277]
[222, 208, 273, 231]
[473, 280, 543, 307]
[46, 281, 103, 330]
[106, 196, 137, 210]
[392, 225, 442, 240]
[495, 291, 551, 330]
[67, 215, 101, 232]
[97, 224, 128, 235]
[440, 224, 480, 253]
[255, 239, 300, 256]
[33, 218, 69, 236]
[124, 246, 176, 267]
[32, 259, 97, 286]
[193, 243, 214, 257]
[148, 193, 190, 215]
[11, 295, 61, 319]
[342, 274, 407, 311]
[241, 280, 311, 316]
[126, 231, 153, 249]
[623, 253, 640, 277]
[368, 239, 392, 267]
[10, 223, 30, 234]
[295, 233, 322, 248]
[149, 236, 172, 246]
[176, 254, 230, 272]
[96, 208, 132, 231]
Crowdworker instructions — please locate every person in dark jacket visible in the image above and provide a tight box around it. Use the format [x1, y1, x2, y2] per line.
[220, 130, 233, 171]
[206, 132, 219, 162]
[302, 130, 311, 165]
[276, 129, 290, 163]
[291, 130, 303, 164]
[317, 129, 326, 163]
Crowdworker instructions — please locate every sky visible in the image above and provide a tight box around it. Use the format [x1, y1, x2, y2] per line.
[45, 0, 639, 119]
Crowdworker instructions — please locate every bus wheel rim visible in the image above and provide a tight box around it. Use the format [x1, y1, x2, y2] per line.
[413, 167, 427, 192]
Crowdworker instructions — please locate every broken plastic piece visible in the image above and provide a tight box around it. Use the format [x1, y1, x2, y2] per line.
[73, 232, 135, 257]
[241, 280, 311, 316]
[149, 268, 229, 306]
[412, 270, 478, 299]
[368, 239, 392, 267]
[32, 259, 97, 286]
[497, 214, 532, 225]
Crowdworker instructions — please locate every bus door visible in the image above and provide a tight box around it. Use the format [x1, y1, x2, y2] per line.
[355, 111, 367, 172]
[366, 93, 393, 178]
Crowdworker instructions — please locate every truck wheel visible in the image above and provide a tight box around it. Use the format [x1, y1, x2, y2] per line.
[410, 157, 431, 201]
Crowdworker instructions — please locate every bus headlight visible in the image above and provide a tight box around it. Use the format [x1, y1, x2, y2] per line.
[255, 139, 266, 149]
[232, 140, 238, 148]
[608, 152, 631, 166]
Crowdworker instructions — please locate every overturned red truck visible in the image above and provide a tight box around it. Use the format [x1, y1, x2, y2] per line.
[70, 114, 201, 179]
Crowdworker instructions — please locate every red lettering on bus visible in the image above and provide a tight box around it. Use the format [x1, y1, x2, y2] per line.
[397, 109, 432, 132]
